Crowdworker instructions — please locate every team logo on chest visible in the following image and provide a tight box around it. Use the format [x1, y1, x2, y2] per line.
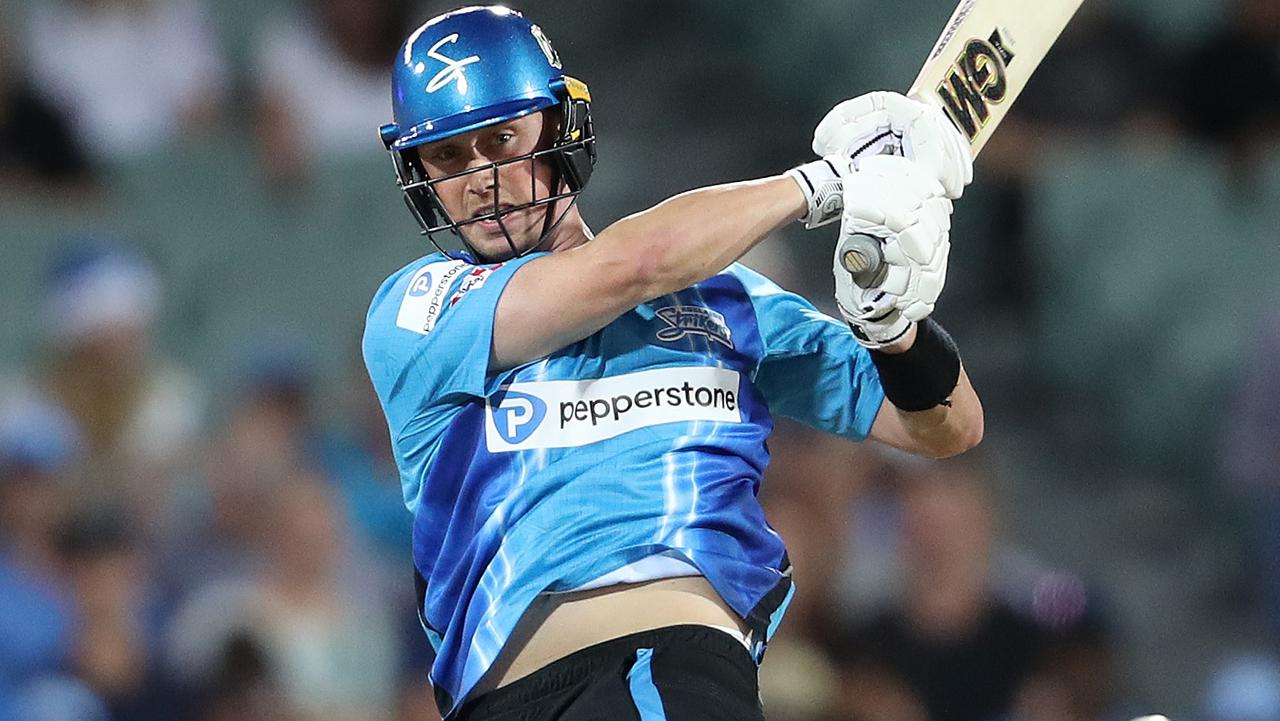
[425, 34, 481, 94]
[654, 306, 734, 349]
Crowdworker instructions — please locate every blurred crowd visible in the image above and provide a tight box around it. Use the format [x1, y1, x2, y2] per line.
[0, 0, 406, 191]
[3, 0, 1280, 720]
[0, 239, 422, 721]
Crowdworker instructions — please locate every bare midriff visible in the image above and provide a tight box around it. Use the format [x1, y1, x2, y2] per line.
[488, 575, 749, 689]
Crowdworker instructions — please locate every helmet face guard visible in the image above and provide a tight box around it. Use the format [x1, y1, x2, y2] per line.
[380, 85, 595, 261]
[379, 6, 597, 262]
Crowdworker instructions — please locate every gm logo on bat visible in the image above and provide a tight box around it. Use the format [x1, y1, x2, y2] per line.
[936, 28, 1017, 142]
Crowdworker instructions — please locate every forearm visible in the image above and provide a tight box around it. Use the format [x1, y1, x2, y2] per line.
[887, 365, 982, 458]
[598, 175, 806, 300]
[868, 321, 984, 458]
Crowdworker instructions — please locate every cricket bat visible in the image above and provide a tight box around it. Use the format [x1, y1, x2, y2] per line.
[841, 0, 1086, 281]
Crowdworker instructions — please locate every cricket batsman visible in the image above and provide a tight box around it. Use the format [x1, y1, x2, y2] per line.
[363, 6, 983, 719]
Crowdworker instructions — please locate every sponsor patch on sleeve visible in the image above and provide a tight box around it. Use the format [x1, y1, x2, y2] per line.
[395, 260, 470, 335]
[448, 264, 502, 308]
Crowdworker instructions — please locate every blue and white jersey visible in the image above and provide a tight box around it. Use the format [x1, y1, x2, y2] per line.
[362, 252, 884, 716]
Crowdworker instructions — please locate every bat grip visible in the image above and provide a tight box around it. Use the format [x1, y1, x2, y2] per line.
[840, 233, 888, 288]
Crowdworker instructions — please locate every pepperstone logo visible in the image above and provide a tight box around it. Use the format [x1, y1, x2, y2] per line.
[488, 389, 546, 445]
[396, 260, 469, 334]
[484, 367, 743, 453]
[654, 306, 734, 349]
[407, 272, 433, 297]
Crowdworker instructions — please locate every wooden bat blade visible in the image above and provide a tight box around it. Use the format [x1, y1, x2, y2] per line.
[906, 0, 1086, 158]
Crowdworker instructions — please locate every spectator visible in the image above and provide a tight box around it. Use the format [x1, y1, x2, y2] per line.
[58, 514, 173, 721]
[1203, 654, 1280, 721]
[188, 633, 303, 721]
[166, 478, 401, 721]
[253, 0, 411, 187]
[0, 396, 81, 714]
[1016, 5, 1174, 139]
[756, 421, 887, 721]
[159, 341, 407, 621]
[0, 394, 82, 572]
[757, 486, 842, 721]
[1221, 311, 1280, 640]
[0, 26, 96, 193]
[22, 0, 228, 161]
[37, 240, 206, 537]
[157, 346, 319, 597]
[1176, 0, 1280, 168]
[830, 454, 1046, 721]
[1011, 577, 1133, 721]
[250, 345, 409, 557]
[313, 353, 413, 562]
[254, 478, 401, 721]
[1, 675, 110, 721]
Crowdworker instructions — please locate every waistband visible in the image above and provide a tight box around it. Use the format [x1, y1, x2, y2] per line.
[456, 624, 753, 718]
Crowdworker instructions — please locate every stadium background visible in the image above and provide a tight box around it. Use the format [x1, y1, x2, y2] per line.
[1, 0, 1279, 719]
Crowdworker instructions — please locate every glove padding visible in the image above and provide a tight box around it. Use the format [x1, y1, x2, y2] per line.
[839, 282, 913, 349]
[834, 155, 953, 346]
[813, 91, 973, 200]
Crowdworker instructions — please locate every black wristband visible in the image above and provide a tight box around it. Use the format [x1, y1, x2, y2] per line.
[867, 318, 961, 412]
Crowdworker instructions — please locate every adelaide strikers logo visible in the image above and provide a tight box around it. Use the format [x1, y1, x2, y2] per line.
[654, 306, 734, 349]
[425, 34, 481, 94]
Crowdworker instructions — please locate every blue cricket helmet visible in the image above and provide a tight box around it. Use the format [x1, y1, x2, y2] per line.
[379, 6, 596, 259]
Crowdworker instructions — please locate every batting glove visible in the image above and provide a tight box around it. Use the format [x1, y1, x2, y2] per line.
[788, 91, 970, 230]
[834, 155, 953, 347]
[814, 91, 973, 200]
[786, 157, 843, 229]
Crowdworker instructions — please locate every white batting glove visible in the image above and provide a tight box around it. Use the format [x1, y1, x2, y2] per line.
[839, 283, 913, 349]
[833, 155, 953, 347]
[813, 91, 973, 200]
[786, 157, 843, 229]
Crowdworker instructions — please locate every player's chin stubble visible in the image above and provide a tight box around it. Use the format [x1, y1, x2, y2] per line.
[466, 214, 543, 261]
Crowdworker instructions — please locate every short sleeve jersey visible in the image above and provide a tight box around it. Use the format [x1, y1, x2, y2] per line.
[362, 252, 885, 715]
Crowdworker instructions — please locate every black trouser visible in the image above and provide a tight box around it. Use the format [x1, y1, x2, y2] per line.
[454, 625, 764, 721]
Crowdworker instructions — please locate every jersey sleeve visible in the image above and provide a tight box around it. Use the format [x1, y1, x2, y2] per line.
[730, 265, 885, 441]
[362, 254, 541, 437]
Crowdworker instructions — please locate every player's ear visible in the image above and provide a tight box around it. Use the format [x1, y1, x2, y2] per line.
[539, 107, 564, 147]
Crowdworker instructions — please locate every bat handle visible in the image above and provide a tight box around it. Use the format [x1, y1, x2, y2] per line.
[839, 233, 888, 288]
